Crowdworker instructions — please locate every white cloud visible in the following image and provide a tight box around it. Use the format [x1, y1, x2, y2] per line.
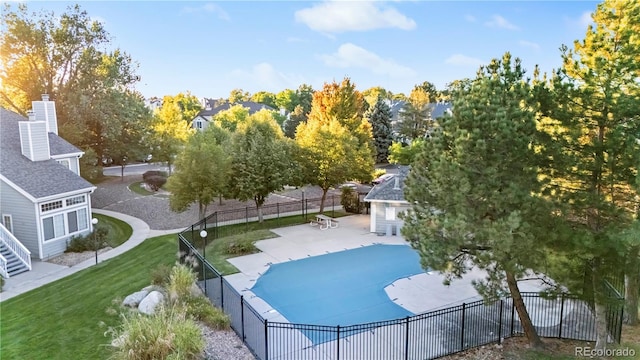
[444, 54, 485, 67]
[484, 14, 519, 30]
[226, 63, 304, 93]
[464, 14, 476, 23]
[519, 40, 540, 51]
[294, 1, 416, 33]
[181, 3, 230, 21]
[320, 43, 416, 77]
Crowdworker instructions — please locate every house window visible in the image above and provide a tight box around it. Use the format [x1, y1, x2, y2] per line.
[196, 121, 203, 129]
[66, 195, 86, 206]
[2, 214, 12, 233]
[67, 208, 88, 233]
[43, 214, 65, 241]
[385, 207, 396, 221]
[57, 159, 70, 169]
[41, 201, 63, 213]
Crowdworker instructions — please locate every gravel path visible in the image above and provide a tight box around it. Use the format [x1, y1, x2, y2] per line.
[92, 175, 340, 230]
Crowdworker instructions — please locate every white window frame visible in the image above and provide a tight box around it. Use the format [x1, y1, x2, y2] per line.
[57, 159, 71, 169]
[385, 207, 396, 221]
[2, 214, 13, 233]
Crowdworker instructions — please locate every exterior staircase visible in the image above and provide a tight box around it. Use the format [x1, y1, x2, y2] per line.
[0, 224, 31, 278]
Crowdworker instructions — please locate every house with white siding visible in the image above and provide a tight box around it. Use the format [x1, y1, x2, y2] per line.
[0, 95, 96, 277]
[363, 166, 411, 235]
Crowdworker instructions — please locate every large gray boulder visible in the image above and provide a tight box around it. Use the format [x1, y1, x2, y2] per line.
[138, 291, 165, 315]
[122, 290, 149, 308]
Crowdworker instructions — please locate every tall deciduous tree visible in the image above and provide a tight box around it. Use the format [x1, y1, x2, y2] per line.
[296, 117, 370, 213]
[414, 81, 439, 103]
[212, 104, 250, 132]
[0, 3, 142, 163]
[151, 96, 194, 174]
[275, 89, 297, 112]
[402, 53, 547, 348]
[365, 96, 393, 163]
[228, 110, 292, 222]
[541, 0, 640, 336]
[282, 105, 306, 139]
[299, 78, 375, 208]
[295, 84, 314, 115]
[395, 87, 434, 144]
[251, 91, 277, 109]
[166, 126, 231, 226]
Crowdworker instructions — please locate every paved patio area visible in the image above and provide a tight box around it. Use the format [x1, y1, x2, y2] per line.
[223, 214, 547, 323]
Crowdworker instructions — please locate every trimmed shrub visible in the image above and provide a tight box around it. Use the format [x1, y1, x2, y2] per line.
[146, 175, 167, 191]
[142, 170, 167, 181]
[66, 227, 109, 253]
[340, 187, 361, 214]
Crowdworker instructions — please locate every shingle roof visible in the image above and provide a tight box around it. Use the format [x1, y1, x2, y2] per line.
[0, 108, 95, 200]
[390, 101, 452, 121]
[197, 101, 276, 118]
[364, 166, 411, 202]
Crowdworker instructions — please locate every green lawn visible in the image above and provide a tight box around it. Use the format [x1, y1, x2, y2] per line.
[204, 229, 279, 274]
[0, 234, 178, 360]
[93, 213, 133, 248]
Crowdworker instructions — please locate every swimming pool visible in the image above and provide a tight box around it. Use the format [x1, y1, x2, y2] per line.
[251, 244, 426, 344]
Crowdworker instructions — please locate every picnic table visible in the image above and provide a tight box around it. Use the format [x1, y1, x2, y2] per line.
[309, 214, 339, 230]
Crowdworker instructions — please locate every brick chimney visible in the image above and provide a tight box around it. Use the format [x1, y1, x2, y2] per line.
[31, 94, 58, 135]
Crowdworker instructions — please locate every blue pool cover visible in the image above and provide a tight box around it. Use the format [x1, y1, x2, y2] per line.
[251, 244, 426, 344]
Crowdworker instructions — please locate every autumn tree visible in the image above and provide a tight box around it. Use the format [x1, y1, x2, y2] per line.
[540, 0, 640, 336]
[414, 81, 439, 103]
[362, 86, 393, 108]
[228, 110, 293, 222]
[275, 89, 297, 112]
[251, 91, 277, 109]
[296, 78, 375, 206]
[212, 104, 250, 132]
[402, 53, 547, 348]
[228, 88, 250, 103]
[294, 83, 314, 115]
[151, 96, 195, 174]
[365, 96, 393, 163]
[0, 3, 143, 166]
[296, 117, 371, 213]
[388, 139, 425, 165]
[167, 126, 231, 227]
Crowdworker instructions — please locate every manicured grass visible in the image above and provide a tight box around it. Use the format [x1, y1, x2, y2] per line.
[204, 229, 279, 274]
[128, 181, 154, 196]
[94, 213, 133, 247]
[0, 234, 179, 360]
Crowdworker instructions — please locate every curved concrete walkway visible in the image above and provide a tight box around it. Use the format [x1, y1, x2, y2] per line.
[0, 209, 182, 302]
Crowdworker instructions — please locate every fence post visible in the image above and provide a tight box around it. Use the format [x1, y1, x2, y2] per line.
[460, 303, 466, 351]
[241, 295, 245, 341]
[405, 316, 410, 360]
[264, 319, 269, 360]
[220, 276, 224, 310]
[336, 325, 341, 360]
[558, 293, 565, 339]
[498, 300, 503, 343]
[332, 195, 335, 217]
[246, 206, 249, 231]
[510, 299, 515, 336]
[277, 203, 280, 223]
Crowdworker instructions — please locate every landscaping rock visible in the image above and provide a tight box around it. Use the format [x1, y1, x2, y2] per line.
[138, 291, 164, 315]
[122, 290, 149, 307]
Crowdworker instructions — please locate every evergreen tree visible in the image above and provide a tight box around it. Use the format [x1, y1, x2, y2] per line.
[283, 105, 306, 139]
[402, 53, 547, 348]
[540, 0, 640, 337]
[395, 87, 433, 144]
[365, 96, 393, 163]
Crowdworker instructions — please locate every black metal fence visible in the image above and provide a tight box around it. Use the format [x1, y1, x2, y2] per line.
[177, 198, 624, 360]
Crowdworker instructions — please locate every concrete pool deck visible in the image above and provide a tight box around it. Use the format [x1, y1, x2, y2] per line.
[223, 214, 547, 322]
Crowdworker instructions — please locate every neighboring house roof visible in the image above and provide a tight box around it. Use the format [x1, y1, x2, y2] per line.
[0, 108, 95, 200]
[390, 101, 452, 121]
[196, 101, 276, 118]
[364, 166, 411, 203]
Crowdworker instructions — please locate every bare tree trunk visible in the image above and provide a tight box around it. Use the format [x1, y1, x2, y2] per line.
[506, 271, 544, 349]
[198, 201, 207, 231]
[218, 194, 223, 205]
[319, 188, 328, 213]
[591, 261, 609, 350]
[625, 245, 639, 325]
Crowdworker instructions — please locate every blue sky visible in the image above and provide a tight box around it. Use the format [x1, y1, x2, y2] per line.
[25, 1, 599, 100]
